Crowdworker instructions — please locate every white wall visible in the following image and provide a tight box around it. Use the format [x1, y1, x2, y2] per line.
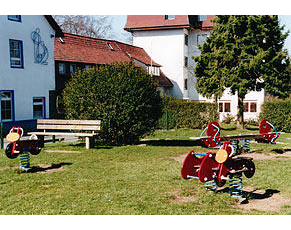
[0, 15, 56, 121]
[132, 27, 266, 121]
[132, 29, 186, 99]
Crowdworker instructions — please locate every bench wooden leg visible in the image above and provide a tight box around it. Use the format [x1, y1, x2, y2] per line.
[38, 136, 44, 148]
[85, 137, 90, 149]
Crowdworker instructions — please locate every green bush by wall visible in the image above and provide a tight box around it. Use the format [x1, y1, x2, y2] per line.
[259, 99, 291, 133]
[159, 96, 219, 129]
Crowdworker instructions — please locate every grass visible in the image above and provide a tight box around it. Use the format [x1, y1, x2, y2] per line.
[0, 128, 290, 215]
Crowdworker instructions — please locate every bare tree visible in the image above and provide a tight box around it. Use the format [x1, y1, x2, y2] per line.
[53, 15, 112, 39]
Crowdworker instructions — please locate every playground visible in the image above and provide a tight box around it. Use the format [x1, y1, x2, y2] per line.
[0, 126, 290, 215]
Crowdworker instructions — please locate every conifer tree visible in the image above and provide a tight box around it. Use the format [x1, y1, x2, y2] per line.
[194, 15, 290, 128]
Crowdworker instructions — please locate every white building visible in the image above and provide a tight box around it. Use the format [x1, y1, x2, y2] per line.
[125, 15, 265, 121]
[0, 15, 63, 127]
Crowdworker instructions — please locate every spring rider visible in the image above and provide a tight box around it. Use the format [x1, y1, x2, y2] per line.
[181, 119, 281, 201]
[5, 126, 42, 171]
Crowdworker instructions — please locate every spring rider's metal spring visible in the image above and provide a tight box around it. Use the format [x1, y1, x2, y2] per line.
[204, 180, 217, 192]
[230, 140, 239, 155]
[19, 151, 30, 171]
[243, 139, 251, 153]
[229, 173, 243, 198]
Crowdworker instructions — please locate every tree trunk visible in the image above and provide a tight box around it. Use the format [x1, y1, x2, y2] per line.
[237, 95, 245, 129]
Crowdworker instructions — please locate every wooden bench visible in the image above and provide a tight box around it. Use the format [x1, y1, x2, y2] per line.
[28, 119, 101, 149]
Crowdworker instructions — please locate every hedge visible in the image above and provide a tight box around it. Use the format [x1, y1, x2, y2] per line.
[259, 99, 291, 133]
[159, 96, 219, 129]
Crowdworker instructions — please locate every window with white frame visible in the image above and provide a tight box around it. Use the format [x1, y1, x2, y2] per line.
[9, 39, 23, 68]
[243, 102, 257, 113]
[148, 66, 160, 76]
[1, 91, 13, 121]
[219, 102, 231, 112]
[33, 97, 45, 119]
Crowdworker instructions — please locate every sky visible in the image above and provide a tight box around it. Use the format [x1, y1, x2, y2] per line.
[278, 15, 291, 53]
[110, 15, 291, 55]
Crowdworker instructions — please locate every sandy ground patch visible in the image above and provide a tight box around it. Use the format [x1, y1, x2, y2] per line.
[238, 186, 291, 212]
[168, 190, 196, 203]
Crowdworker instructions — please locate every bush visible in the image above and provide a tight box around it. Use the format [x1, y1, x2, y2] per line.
[63, 63, 163, 145]
[259, 99, 291, 132]
[160, 95, 218, 129]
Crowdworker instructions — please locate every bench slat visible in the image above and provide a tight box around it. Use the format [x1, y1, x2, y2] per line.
[28, 132, 95, 137]
[37, 119, 101, 125]
[37, 124, 100, 131]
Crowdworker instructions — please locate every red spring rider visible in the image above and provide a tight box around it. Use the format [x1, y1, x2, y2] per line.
[181, 142, 255, 199]
[5, 126, 41, 171]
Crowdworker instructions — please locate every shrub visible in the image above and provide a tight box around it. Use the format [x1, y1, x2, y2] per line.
[63, 62, 163, 145]
[160, 95, 219, 129]
[259, 99, 291, 132]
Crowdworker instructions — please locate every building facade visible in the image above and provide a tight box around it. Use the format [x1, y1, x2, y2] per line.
[125, 15, 265, 121]
[52, 33, 173, 118]
[0, 15, 62, 127]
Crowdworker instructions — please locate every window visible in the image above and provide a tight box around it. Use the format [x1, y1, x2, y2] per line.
[33, 97, 45, 119]
[243, 102, 257, 113]
[85, 65, 92, 70]
[243, 102, 249, 112]
[8, 15, 21, 22]
[224, 103, 231, 112]
[184, 57, 188, 67]
[250, 102, 257, 112]
[106, 42, 114, 51]
[198, 15, 207, 22]
[219, 103, 223, 112]
[59, 63, 66, 74]
[1, 91, 14, 121]
[165, 15, 175, 20]
[9, 39, 24, 68]
[70, 64, 77, 74]
[185, 34, 188, 46]
[148, 66, 160, 76]
[184, 79, 188, 90]
[219, 102, 231, 113]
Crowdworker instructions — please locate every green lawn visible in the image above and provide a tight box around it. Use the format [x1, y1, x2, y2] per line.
[0, 129, 290, 215]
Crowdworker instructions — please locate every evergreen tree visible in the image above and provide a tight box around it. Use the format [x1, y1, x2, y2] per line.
[194, 15, 290, 128]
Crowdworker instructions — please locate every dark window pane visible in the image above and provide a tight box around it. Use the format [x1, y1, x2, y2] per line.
[219, 103, 223, 112]
[224, 103, 231, 112]
[250, 102, 257, 112]
[243, 103, 249, 112]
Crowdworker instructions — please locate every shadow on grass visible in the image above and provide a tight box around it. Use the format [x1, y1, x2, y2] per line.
[140, 139, 201, 146]
[20, 162, 72, 174]
[217, 187, 280, 200]
[67, 142, 113, 149]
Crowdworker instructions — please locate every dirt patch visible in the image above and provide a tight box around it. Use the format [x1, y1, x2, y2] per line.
[170, 154, 188, 163]
[24, 163, 71, 174]
[0, 166, 19, 171]
[32, 164, 65, 174]
[238, 186, 291, 212]
[168, 190, 196, 204]
[240, 151, 291, 160]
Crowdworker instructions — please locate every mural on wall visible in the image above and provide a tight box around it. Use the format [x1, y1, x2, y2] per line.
[31, 28, 48, 65]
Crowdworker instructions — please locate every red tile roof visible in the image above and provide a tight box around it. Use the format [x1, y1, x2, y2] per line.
[55, 33, 161, 66]
[54, 33, 172, 87]
[124, 15, 215, 31]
